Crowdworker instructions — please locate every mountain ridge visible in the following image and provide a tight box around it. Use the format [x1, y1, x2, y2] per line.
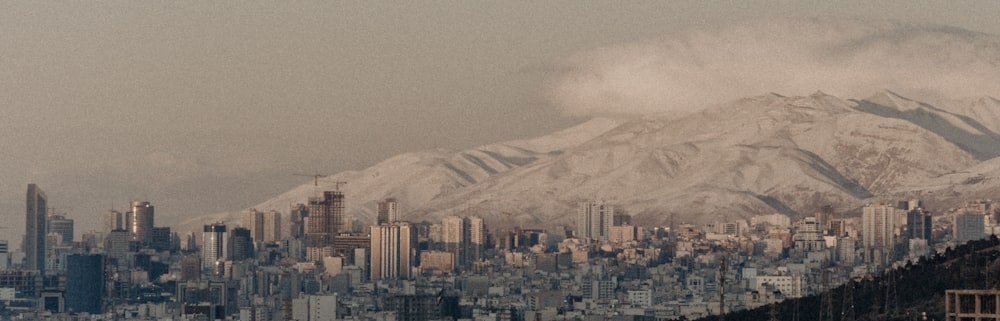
[179, 91, 1000, 235]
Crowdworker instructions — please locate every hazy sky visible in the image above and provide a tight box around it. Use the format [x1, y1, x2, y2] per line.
[2, 1, 999, 246]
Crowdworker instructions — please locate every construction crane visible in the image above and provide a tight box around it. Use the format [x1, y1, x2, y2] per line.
[293, 173, 328, 187]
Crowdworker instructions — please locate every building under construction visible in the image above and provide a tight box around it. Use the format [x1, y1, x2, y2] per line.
[305, 191, 345, 247]
[945, 289, 1000, 321]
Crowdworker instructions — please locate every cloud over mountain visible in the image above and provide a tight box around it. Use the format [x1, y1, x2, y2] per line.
[545, 18, 1000, 116]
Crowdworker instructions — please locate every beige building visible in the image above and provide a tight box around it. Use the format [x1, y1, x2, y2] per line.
[370, 222, 414, 280]
[419, 251, 455, 274]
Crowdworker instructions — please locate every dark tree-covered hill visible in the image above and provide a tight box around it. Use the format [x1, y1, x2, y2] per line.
[699, 236, 1000, 321]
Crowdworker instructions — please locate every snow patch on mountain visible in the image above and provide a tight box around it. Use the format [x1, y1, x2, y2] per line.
[180, 91, 1000, 235]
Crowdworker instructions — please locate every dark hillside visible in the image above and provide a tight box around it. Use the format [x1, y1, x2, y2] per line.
[699, 236, 1000, 321]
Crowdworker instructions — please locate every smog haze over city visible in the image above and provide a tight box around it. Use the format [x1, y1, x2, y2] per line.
[11, 2, 1000, 321]
[2, 1, 1000, 245]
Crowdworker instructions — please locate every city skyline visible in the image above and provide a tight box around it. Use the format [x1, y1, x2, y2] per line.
[5, 3, 1000, 319]
[3, 178, 1000, 319]
[4, 2, 1000, 247]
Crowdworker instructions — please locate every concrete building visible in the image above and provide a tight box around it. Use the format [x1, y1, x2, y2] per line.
[151, 226, 173, 251]
[792, 217, 826, 251]
[955, 212, 986, 243]
[105, 229, 135, 265]
[441, 216, 463, 245]
[753, 275, 804, 298]
[945, 289, 1000, 321]
[228, 227, 254, 261]
[0, 240, 8, 269]
[263, 210, 282, 243]
[65, 254, 104, 314]
[295, 294, 338, 321]
[577, 201, 614, 242]
[441, 215, 464, 264]
[862, 203, 896, 266]
[627, 289, 652, 307]
[244, 209, 265, 243]
[289, 203, 309, 239]
[609, 225, 637, 244]
[613, 209, 632, 226]
[465, 216, 485, 264]
[47, 214, 74, 245]
[377, 198, 400, 224]
[906, 208, 932, 241]
[370, 222, 414, 280]
[440, 215, 485, 266]
[240, 305, 272, 321]
[181, 255, 201, 281]
[305, 191, 345, 247]
[104, 209, 123, 233]
[419, 251, 455, 274]
[584, 277, 617, 301]
[0, 269, 39, 298]
[751, 213, 791, 228]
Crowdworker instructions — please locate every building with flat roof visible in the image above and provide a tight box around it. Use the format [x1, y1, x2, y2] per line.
[203, 223, 227, 269]
[863, 203, 896, 266]
[25, 184, 47, 272]
[47, 214, 74, 245]
[577, 201, 614, 242]
[955, 212, 986, 243]
[65, 254, 104, 314]
[370, 222, 414, 280]
[377, 198, 400, 224]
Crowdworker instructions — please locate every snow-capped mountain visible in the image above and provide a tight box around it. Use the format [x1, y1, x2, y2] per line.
[179, 91, 1000, 233]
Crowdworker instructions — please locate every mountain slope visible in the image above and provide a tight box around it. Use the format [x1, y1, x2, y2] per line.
[180, 92, 1000, 233]
[414, 92, 977, 226]
[178, 118, 624, 233]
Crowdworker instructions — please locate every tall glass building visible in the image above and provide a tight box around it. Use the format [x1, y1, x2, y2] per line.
[202, 223, 227, 269]
[25, 184, 47, 272]
[127, 201, 154, 245]
[65, 254, 104, 313]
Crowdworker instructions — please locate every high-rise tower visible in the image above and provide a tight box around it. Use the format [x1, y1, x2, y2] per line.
[439, 215, 486, 266]
[464, 216, 485, 264]
[305, 191, 344, 246]
[126, 201, 154, 245]
[577, 201, 614, 241]
[377, 198, 399, 224]
[228, 227, 254, 261]
[25, 184, 47, 271]
[441, 215, 463, 263]
[862, 203, 896, 266]
[243, 209, 265, 242]
[289, 203, 308, 239]
[955, 212, 986, 243]
[263, 210, 281, 243]
[906, 208, 932, 241]
[65, 254, 104, 314]
[203, 223, 227, 269]
[47, 214, 74, 245]
[370, 222, 414, 280]
[104, 209, 123, 233]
